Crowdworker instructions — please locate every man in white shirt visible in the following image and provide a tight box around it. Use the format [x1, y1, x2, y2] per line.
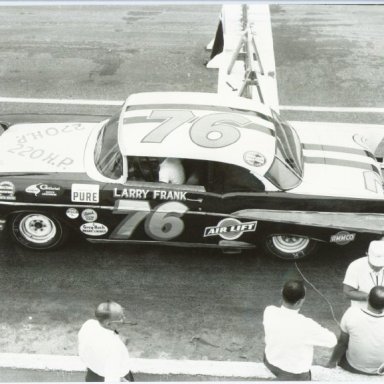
[343, 240, 384, 308]
[78, 301, 133, 382]
[263, 280, 337, 381]
[328, 286, 384, 375]
[158, 158, 186, 184]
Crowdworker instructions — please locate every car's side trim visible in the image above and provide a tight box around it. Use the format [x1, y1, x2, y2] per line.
[0, 201, 114, 210]
[304, 156, 381, 175]
[87, 238, 256, 249]
[303, 143, 376, 161]
[233, 209, 384, 234]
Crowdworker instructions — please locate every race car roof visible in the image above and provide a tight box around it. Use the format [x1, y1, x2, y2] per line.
[118, 92, 276, 174]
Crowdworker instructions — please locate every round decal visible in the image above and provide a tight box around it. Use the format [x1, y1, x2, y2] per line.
[243, 151, 266, 167]
[330, 231, 356, 245]
[66, 208, 79, 219]
[353, 134, 369, 150]
[217, 218, 245, 240]
[80, 222, 108, 236]
[81, 209, 98, 222]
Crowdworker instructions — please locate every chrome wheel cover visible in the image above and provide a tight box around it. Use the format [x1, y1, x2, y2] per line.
[19, 214, 57, 244]
[271, 235, 310, 254]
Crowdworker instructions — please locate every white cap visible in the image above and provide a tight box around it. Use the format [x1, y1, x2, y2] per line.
[368, 241, 384, 267]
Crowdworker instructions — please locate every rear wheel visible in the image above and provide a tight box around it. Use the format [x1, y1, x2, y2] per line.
[10, 212, 67, 250]
[264, 234, 319, 260]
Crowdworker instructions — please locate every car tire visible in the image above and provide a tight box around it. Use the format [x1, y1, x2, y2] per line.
[10, 212, 67, 250]
[263, 234, 319, 261]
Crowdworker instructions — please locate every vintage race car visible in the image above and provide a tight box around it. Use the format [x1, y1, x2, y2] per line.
[1, 91, 384, 260]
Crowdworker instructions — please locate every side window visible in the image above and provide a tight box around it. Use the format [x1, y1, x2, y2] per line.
[208, 162, 265, 193]
[126, 157, 208, 187]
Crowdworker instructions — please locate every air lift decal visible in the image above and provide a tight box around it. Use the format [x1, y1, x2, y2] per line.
[204, 218, 258, 240]
[113, 188, 187, 201]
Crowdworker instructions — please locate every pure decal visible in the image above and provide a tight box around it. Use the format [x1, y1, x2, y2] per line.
[71, 184, 99, 203]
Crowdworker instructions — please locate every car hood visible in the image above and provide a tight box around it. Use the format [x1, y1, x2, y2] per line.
[290, 121, 384, 198]
[0, 122, 100, 173]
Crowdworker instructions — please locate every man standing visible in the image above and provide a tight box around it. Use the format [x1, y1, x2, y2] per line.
[78, 301, 133, 382]
[263, 280, 337, 381]
[328, 286, 384, 375]
[343, 240, 384, 308]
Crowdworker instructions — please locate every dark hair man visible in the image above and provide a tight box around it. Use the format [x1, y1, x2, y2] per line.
[78, 301, 133, 382]
[328, 286, 384, 375]
[263, 280, 337, 381]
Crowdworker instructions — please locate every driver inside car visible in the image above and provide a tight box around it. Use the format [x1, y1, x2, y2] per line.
[158, 157, 186, 184]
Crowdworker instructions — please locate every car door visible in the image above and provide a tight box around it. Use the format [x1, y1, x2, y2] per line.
[99, 180, 208, 245]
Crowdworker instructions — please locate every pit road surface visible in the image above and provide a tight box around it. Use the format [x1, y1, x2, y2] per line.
[0, 3, 384, 369]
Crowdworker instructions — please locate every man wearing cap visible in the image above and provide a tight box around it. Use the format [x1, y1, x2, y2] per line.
[343, 240, 384, 308]
[263, 280, 337, 381]
[78, 301, 133, 382]
[328, 286, 384, 375]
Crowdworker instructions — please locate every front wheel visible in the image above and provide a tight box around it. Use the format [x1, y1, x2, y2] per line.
[10, 212, 67, 250]
[263, 234, 319, 261]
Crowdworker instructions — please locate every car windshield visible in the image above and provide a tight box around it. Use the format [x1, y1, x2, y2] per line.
[265, 110, 303, 190]
[94, 114, 123, 180]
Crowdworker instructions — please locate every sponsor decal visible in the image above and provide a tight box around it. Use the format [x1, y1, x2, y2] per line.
[113, 188, 187, 201]
[25, 183, 62, 197]
[71, 184, 99, 203]
[204, 218, 258, 240]
[80, 222, 108, 236]
[66, 208, 79, 219]
[7, 144, 74, 170]
[330, 231, 356, 245]
[16, 123, 85, 144]
[243, 151, 266, 167]
[81, 209, 98, 222]
[0, 181, 16, 200]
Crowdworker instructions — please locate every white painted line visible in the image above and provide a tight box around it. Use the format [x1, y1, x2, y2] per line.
[280, 105, 384, 113]
[0, 97, 123, 106]
[1, 96, 384, 114]
[0, 353, 383, 381]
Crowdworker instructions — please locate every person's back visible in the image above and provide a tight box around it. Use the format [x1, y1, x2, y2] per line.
[342, 306, 384, 374]
[263, 280, 336, 381]
[78, 301, 132, 382]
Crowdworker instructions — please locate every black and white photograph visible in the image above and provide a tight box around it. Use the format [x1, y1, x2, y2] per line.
[0, 1, 384, 382]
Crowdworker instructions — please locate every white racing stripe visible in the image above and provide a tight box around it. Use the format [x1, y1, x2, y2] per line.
[1, 96, 384, 113]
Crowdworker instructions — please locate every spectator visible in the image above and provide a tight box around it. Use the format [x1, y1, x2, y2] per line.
[263, 280, 336, 381]
[328, 286, 384, 375]
[343, 240, 384, 308]
[78, 301, 133, 382]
